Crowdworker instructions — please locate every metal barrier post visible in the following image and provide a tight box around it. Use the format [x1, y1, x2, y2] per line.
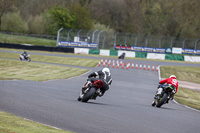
[183, 38, 187, 48]
[195, 39, 200, 50]
[92, 29, 98, 43]
[56, 28, 63, 46]
[114, 32, 119, 48]
[67, 29, 72, 41]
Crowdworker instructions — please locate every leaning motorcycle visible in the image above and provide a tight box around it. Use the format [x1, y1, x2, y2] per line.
[19, 54, 31, 62]
[152, 84, 175, 108]
[78, 79, 104, 102]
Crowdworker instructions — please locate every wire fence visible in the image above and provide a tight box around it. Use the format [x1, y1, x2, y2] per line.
[58, 29, 200, 50]
[1, 30, 200, 50]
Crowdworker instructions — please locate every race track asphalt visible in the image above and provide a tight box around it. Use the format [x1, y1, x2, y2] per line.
[0, 50, 200, 133]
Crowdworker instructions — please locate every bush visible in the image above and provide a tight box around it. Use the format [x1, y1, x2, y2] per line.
[1, 12, 28, 33]
[69, 4, 93, 30]
[28, 15, 45, 34]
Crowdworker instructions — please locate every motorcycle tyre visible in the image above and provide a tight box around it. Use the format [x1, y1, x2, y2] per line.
[156, 93, 168, 108]
[27, 57, 31, 62]
[82, 87, 96, 102]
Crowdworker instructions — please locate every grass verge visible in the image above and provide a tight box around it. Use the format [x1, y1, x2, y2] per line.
[0, 111, 74, 133]
[160, 66, 200, 84]
[1, 47, 200, 64]
[0, 59, 88, 81]
[160, 66, 200, 110]
[175, 87, 200, 110]
[0, 52, 98, 68]
[0, 33, 56, 47]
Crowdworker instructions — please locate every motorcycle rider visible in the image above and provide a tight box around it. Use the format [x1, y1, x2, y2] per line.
[21, 51, 28, 59]
[152, 75, 178, 105]
[82, 67, 112, 97]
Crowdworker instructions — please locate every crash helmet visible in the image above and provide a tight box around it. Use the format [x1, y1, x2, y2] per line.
[169, 75, 176, 78]
[102, 67, 110, 74]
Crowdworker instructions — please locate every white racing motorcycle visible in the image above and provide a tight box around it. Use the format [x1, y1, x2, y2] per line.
[19, 54, 31, 62]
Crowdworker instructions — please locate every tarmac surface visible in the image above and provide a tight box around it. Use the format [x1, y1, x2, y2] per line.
[0, 50, 200, 133]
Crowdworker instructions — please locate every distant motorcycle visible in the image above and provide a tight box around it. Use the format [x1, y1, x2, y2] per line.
[78, 79, 104, 102]
[152, 84, 175, 108]
[19, 54, 31, 62]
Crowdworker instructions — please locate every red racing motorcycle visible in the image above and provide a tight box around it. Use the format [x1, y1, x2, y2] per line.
[78, 79, 104, 102]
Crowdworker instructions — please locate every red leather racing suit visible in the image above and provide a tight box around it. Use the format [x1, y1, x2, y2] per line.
[159, 77, 178, 93]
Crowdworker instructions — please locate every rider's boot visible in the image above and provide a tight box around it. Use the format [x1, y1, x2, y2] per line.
[154, 87, 163, 98]
[96, 89, 102, 96]
[152, 101, 156, 106]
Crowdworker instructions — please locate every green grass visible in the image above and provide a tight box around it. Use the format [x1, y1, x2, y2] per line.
[160, 66, 200, 84]
[160, 66, 200, 110]
[0, 111, 74, 133]
[0, 33, 56, 46]
[0, 52, 99, 68]
[0, 59, 88, 81]
[175, 87, 200, 110]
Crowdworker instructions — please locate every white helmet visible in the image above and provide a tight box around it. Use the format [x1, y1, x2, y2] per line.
[169, 75, 176, 78]
[102, 67, 110, 73]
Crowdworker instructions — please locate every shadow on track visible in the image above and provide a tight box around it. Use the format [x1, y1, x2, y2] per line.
[75, 100, 124, 108]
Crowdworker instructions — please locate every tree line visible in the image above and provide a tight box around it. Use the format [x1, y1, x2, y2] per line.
[0, 0, 199, 39]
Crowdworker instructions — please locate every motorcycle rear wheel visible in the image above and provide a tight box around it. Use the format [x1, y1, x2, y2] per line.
[156, 93, 168, 108]
[82, 87, 96, 102]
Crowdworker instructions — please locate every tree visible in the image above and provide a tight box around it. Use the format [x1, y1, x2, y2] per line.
[79, 0, 92, 7]
[69, 4, 93, 29]
[0, 0, 17, 30]
[48, 6, 75, 29]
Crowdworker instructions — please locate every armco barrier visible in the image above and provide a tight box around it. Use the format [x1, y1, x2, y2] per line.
[0, 43, 74, 53]
[1, 44, 200, 62]
[165, 54, 184, 61]
[135, 52, 147, 58]
[89, 49, 100, 55]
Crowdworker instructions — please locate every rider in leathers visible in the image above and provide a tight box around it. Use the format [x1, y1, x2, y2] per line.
[21, 51, 28, 59]
[152, 75, 178, 105]
[83, 67, 112, 96]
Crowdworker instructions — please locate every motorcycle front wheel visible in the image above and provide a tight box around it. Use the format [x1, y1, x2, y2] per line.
[156, 93, 168, 108]
[82, 87, 96, 102]
[27, 57, 31, 62]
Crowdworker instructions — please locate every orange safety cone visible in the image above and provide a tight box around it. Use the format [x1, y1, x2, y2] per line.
[108, 63, 110, 67]
[112, 60, 115, 68]
[152, 65, 155, 71]
[143, 64, 146, 70]
[105, 59, 107, 64]
[135, 63, 138, 69]
[131, 62, 134, 69]
[126, 61, 130, 69]
[156, 65, 159, 71]
[116, 60, 119, 68]
[103, 61, 106, 67]
[101, 59, 103, 64]
[98, 61, 101, 67]
[128, 61, 131, 69]
[121, 63, 124, 69]
[108, 59, 111, 65]
[139, 64, 142, 69]
[120, 60, 123, 66]
[147, 64, 150, 70]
